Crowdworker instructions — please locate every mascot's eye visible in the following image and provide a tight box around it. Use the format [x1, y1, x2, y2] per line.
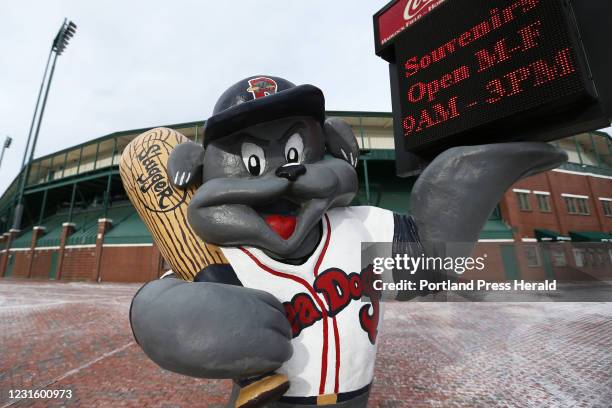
[285, 133, 303, 164]
[241, 143, 266, 176]
[247, 155, 262, 175]
[287, 148, 299, 163]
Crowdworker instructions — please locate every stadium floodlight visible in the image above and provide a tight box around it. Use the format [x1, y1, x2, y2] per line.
[53, 21, 77, 55]
[12, 19, 77, 230]
[0, 136, 12, 169]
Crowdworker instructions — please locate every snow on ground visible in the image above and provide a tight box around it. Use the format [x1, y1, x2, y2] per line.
[1, 279, 610, 407]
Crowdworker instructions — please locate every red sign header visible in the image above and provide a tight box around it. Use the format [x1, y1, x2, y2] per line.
[377, 0, 446, 46]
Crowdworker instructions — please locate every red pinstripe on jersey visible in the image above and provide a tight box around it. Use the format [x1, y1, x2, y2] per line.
[239, 214, 341, 395]
[313, 216, 341, 394]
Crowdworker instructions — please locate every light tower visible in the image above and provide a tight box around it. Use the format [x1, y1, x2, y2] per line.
[12, 19, 77, 230]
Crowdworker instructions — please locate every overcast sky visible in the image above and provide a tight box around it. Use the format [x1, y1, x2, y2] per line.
[0, 0, 394, 194]
[0, 1, 610, 195]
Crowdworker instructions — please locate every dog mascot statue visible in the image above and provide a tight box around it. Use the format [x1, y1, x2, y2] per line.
[128, 76, 566, 407]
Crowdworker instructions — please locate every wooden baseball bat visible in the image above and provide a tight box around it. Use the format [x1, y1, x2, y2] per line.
[120, 127, 289, 408]
[119, 127, 227, 280]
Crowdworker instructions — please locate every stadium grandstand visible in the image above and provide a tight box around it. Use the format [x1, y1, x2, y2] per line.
[0, 112, 610, 282]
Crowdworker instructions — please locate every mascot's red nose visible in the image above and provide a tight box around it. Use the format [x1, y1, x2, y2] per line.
[265, 215, 297, 240]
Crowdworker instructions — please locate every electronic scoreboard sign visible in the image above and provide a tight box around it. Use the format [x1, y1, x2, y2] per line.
[374, 0, 611, 171]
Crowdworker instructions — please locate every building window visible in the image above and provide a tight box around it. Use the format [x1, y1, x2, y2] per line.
[564, 197, 576, 214]
[564, 196, 590, 215]
[596, 249, 607, 266]
[573, 248, 585, 268]
[524, 246, 541, 267]
[585, 250, 594, 267]
[535, 194, 551, 213]
[551, 248, 566, 267]
[577, 198, 590, 215]
[602, 200, 612, 217]
[516, 192, 531, 211]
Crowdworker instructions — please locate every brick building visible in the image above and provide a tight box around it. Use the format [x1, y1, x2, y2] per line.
[502, 165, 612, 242]
[0, 112, 610, 282]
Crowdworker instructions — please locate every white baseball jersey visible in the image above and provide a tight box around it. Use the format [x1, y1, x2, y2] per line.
[220, 206, 397, 398]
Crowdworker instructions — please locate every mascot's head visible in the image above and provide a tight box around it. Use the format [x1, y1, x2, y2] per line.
[186, 76, 360, 261]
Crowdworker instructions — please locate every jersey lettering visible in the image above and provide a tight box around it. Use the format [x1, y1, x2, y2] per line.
[283, 265, 380, 343]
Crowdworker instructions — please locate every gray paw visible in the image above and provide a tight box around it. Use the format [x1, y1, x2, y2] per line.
[167, 141, 205, 188]
[130, 278, 292, 379]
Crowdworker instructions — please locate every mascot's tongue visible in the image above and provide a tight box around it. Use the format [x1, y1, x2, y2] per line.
[265, 215, 296, 240]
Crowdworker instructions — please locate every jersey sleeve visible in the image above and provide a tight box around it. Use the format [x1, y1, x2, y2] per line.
[194, 263, 243, 286]
[392, 213, 443, 300]
[392, 213, 421, 244]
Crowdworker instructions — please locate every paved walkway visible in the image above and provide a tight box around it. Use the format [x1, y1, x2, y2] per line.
[0, 280, 610, 407]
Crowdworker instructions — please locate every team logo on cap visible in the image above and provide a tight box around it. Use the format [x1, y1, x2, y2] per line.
[247, 77, 278, 99]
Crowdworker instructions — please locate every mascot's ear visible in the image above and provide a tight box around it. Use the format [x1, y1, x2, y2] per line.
[167, 141, 205, 189]
[324, 118, 359, 168]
